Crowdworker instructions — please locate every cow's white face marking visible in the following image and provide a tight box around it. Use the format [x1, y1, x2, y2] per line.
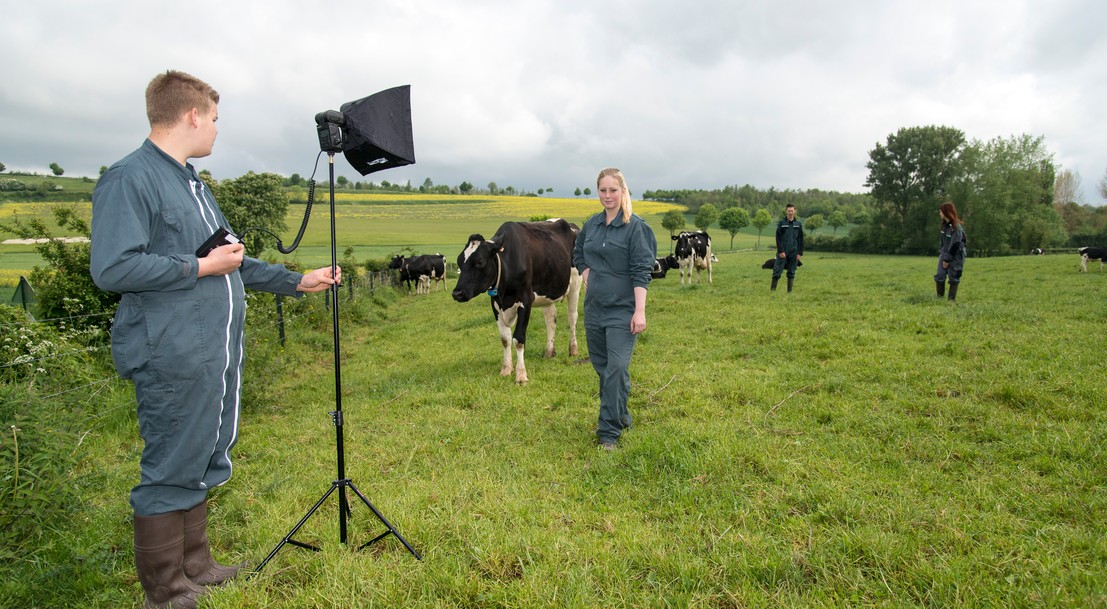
[458, 241, 498, 264]
[461, 240, 483, 264]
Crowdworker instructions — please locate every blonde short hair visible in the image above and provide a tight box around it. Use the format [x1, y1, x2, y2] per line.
[145, 70, 219, 128]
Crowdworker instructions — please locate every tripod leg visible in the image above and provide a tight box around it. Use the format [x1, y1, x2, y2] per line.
[253, 483, 337, 574]
[347, 481, 422, 560]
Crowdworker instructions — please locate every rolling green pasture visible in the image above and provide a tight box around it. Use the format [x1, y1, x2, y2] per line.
[0, 193, 846, 289]
[4, 245, 1105, 607]
[1, 196, 693, 284]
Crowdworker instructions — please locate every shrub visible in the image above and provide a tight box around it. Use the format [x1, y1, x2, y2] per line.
[0, 206, 119, 336]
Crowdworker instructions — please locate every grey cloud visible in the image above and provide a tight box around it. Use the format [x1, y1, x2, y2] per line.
[0, 0, 1102, 204]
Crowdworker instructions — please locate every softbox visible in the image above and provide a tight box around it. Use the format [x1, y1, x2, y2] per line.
[339, 85, 415, 176]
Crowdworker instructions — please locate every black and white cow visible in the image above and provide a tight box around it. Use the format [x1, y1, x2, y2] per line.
[651, 255, 679, 279]
[672, 230, 714, 285]
[389, 254, 447, 294]
[452, 219, 582, 384]
[1078, 246, 1107, 272]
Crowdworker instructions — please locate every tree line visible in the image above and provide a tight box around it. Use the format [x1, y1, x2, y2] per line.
[7, 123, 1107, 256]
[646, 126, 1107, 256]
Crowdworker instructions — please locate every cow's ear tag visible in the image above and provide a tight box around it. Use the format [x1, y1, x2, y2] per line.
[499, 247, 505, 252]
[487, 288, 498, 296]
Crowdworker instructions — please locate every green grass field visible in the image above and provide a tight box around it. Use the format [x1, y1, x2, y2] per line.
[3, 243, 1105, 607]
[1, 195, 797, 285]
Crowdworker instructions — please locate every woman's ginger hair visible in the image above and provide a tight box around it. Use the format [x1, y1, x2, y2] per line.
[597, 167, 633, 223]
[145, 70, 220, 128]
[939, 201, 963, 227]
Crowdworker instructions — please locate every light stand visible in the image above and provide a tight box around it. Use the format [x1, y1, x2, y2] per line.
[254, 86, 420, 573]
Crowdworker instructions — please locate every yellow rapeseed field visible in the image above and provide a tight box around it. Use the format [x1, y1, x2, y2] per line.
[326, 193, 680, 223]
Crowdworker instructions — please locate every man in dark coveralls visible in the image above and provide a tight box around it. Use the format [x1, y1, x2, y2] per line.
[771, 203, 805, 293]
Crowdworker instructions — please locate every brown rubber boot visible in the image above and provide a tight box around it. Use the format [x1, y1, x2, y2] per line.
[183, 500, 244, 587]
[134, 511, 207, 609]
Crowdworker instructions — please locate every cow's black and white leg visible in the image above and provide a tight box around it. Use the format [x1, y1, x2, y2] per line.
[496, 303, 520, 378]
[542, 305, 557, 358]
[512, 305, 532, 384]
[566, 269, 581, 357]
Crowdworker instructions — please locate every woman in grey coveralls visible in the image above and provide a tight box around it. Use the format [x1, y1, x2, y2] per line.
[934, 200, 966, 302]
[573, 168, 657, 450]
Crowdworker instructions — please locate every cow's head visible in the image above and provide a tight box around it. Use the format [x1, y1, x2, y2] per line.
[388, 255, 405, 270]
[651, 255, 680, 278]
[651, 258, 665, 278]
[452, 234, 499, 302]
[673, 232, 695, 258]
[673, 232, 709, 259]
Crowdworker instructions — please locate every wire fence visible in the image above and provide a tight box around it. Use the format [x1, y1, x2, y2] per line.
[0, 269, 406, 410]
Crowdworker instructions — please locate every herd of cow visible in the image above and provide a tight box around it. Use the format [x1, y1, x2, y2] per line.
[393, 222, 1107, 385]
[387, 220, 718, 384]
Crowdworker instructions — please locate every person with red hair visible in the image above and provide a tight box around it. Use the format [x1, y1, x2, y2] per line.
[935, 201, 966, 302]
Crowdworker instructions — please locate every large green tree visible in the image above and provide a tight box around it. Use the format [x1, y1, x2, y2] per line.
[953, 134, 1059, 254]
[210, 172, 289, 256]
[718, 207, 750, 250]
[661, 210, 686, 239]
[694, 203, 719, 230]
[865, 125, 966, 253]
[752, 208, 773, 249]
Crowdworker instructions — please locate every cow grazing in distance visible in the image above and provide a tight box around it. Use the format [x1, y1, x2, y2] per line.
[390, 254, 448, 294]
[672, 230, 715, 285]
[452, 219, 582, 385]
[1078, 246, 1107, 272]
[651, 255, 679, 279]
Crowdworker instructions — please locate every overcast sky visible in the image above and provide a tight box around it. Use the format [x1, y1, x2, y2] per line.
[2, 0, 1104, 203]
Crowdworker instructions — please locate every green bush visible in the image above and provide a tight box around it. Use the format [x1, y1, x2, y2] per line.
[0, 206, 119, 335]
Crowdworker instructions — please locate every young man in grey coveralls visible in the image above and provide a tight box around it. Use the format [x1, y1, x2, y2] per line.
[90, 70, 339, 609]
[573, 168, 657, 450]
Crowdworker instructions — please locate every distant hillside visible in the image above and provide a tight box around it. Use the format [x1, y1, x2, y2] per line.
[0, 173, 97, 201]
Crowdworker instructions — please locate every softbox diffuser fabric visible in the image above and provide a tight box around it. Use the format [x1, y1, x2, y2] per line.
[339, 85, 415, 175]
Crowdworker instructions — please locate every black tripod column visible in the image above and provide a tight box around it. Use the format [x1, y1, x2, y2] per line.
[254, 153, 420, 575]
[326, 153, 350, 545]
